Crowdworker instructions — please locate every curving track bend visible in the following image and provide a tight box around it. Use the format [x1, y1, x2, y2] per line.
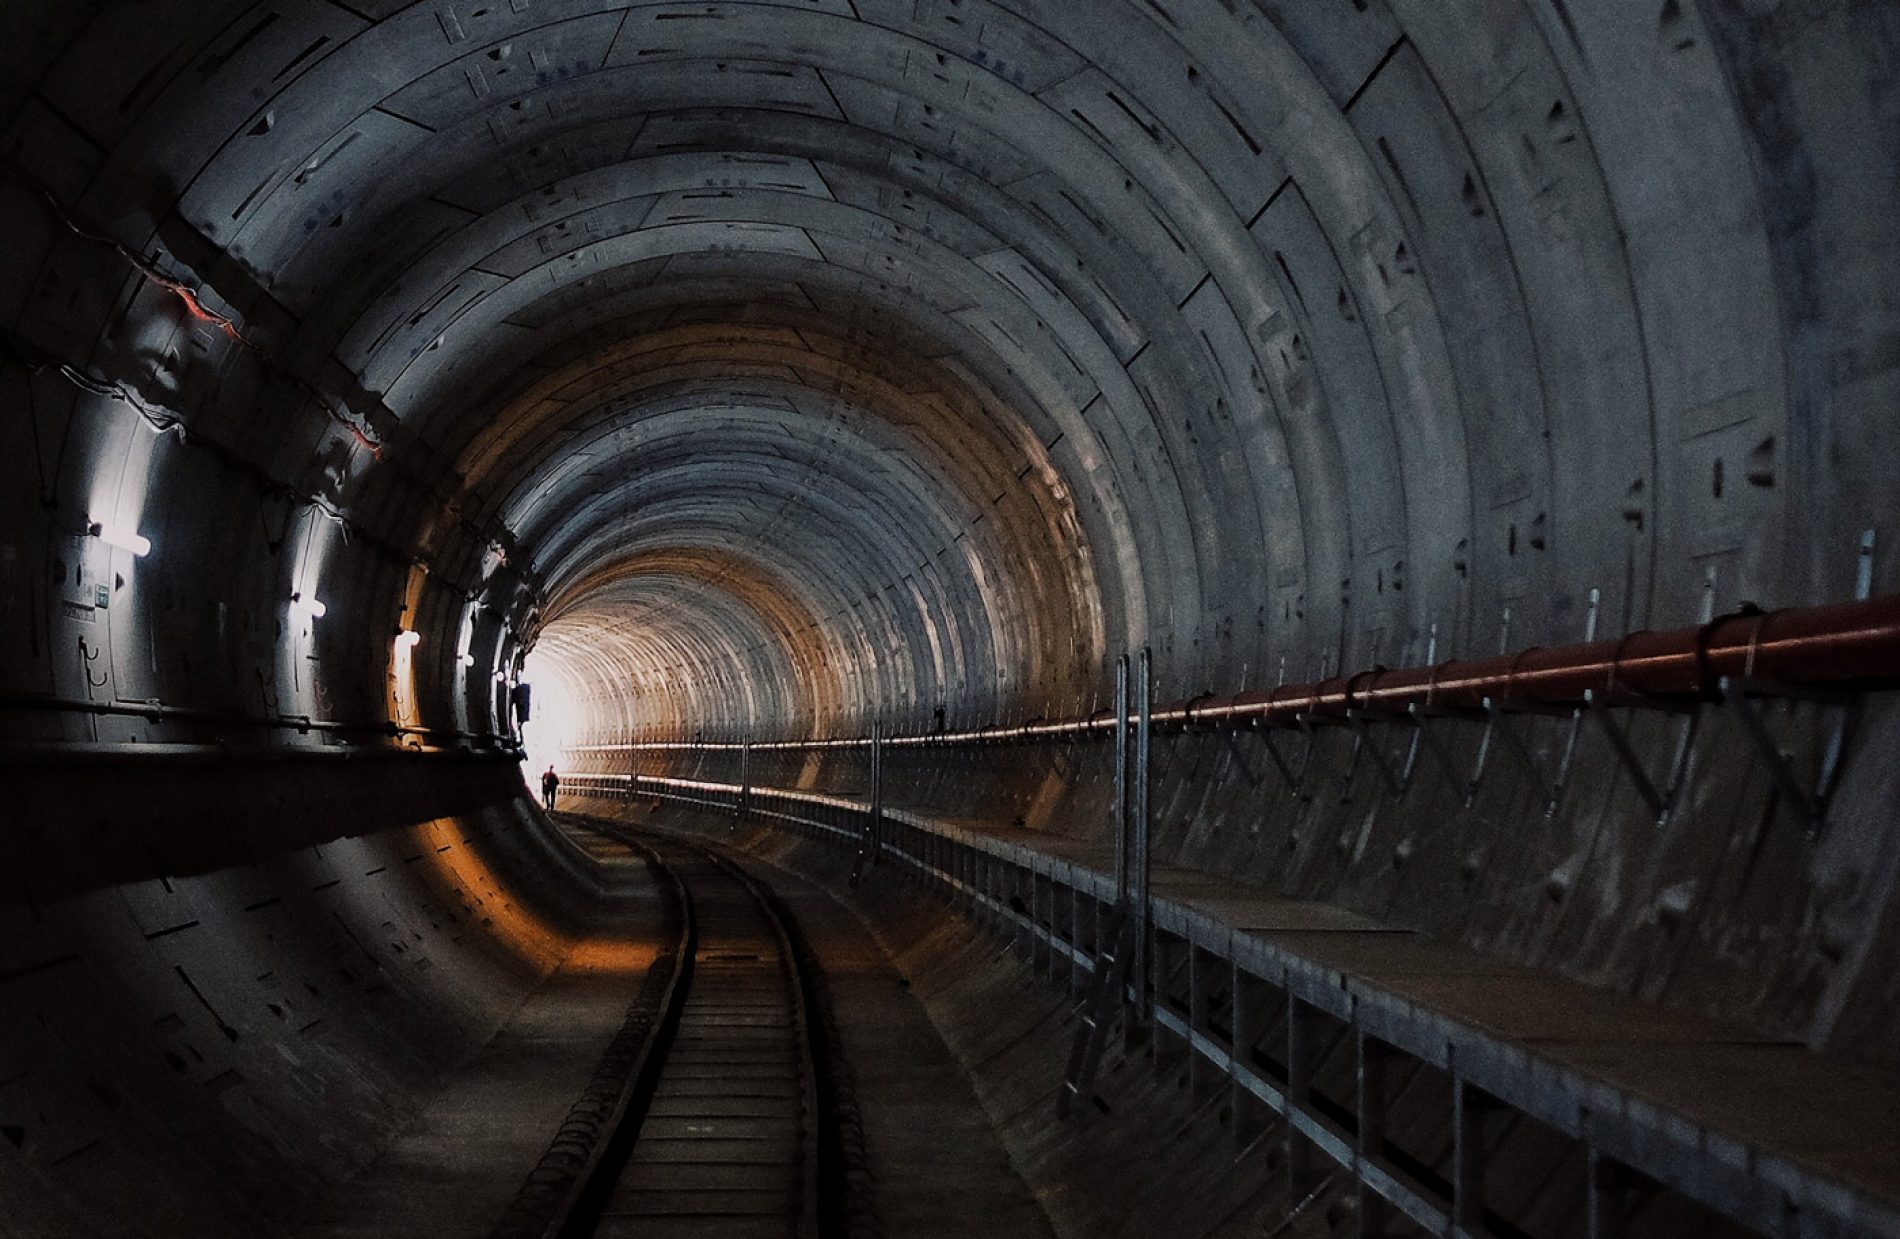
[495, 819, 850, 1239]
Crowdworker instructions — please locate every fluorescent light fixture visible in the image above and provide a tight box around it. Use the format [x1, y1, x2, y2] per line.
[89, 520, 151, 557]
[395, 629, 421, 649]
[290, 592, 327, 619]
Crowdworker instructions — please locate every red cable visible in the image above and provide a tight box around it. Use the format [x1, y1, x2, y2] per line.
[25, 179, 385, 453]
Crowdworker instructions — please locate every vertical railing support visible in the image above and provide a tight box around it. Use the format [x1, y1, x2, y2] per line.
[1585, 1148, 1658, 1239]
[1070, 888, 1090, 1000]
[850, 717, 883, 886]
[1134, 645, 1153, 1026]
[1032, 857, 1052, 974]
[1357, 1032, 1399, 1237]
[1231, 966, 1268, 1149]
[1587, 1149, 1626, 1239]
[1187, 941, 1214, 1097]
[1113, 654, 1130, 908]
[1286, 996, 1322, 1199]
[1453, 1077, 1499, 1232]
[736, 731, 751, 827]
[1016, 858, 1036, 961]
[1060, 653, 1139, 1113]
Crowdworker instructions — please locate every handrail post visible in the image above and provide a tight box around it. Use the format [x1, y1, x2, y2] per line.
[871, 716, 883, 856]
[1135, 645, 1153, 1025]
[1112, 655, 1130, 908]
[852, 718, 882, 887]
[737, 731, 751, 826]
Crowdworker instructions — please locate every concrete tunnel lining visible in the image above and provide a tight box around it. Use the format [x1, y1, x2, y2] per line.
[2, 1, 1900, 1236]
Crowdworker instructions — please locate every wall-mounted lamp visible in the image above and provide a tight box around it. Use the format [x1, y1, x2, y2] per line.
[395, 629, 421, 649]
[291, 592, 327, 619]
[89, 520, 151, 557]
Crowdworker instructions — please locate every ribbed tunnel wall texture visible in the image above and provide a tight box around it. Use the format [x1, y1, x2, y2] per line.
[2, 1, 1898, 1234]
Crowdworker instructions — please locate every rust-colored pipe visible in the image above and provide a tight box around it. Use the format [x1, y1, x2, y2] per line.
[611, 594, 1900, 750]
[1175, 594, 1900, 731]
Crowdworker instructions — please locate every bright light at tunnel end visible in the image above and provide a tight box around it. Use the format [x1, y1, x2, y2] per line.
[518, 646, 584, 778]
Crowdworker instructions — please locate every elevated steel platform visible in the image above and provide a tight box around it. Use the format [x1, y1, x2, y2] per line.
[569, 772, 1900, 1239]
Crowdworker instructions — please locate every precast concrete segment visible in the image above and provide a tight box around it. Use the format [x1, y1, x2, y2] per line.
[534, 556, 842, 741]
[0, 786, 634, 1238]
[3, 3, 1900, 1236]
[9, 2, 1895, 755]
[588, 590, 1900, 748]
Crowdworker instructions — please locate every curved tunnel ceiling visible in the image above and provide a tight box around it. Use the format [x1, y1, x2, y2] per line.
[2, 0, 1894, 753]
[5, 8, 1900, 1234]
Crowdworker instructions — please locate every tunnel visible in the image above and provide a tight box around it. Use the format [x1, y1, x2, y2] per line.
[4, 1, 1900, 1236]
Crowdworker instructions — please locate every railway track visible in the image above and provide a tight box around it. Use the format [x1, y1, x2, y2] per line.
[489, 819, 863, 1239]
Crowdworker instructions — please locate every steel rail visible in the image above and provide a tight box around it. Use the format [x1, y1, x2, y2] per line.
[547, 822, 836, 1239]
[576, 593, 1900, 752]
[484, 833, 693, 1239]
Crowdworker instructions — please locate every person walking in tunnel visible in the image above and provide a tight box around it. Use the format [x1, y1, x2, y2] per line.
[540, 765, 560, 812]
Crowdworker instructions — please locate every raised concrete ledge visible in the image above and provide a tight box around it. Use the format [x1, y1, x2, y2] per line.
[568, 774, 1900, 1238]
[3, 747, 529, 900]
